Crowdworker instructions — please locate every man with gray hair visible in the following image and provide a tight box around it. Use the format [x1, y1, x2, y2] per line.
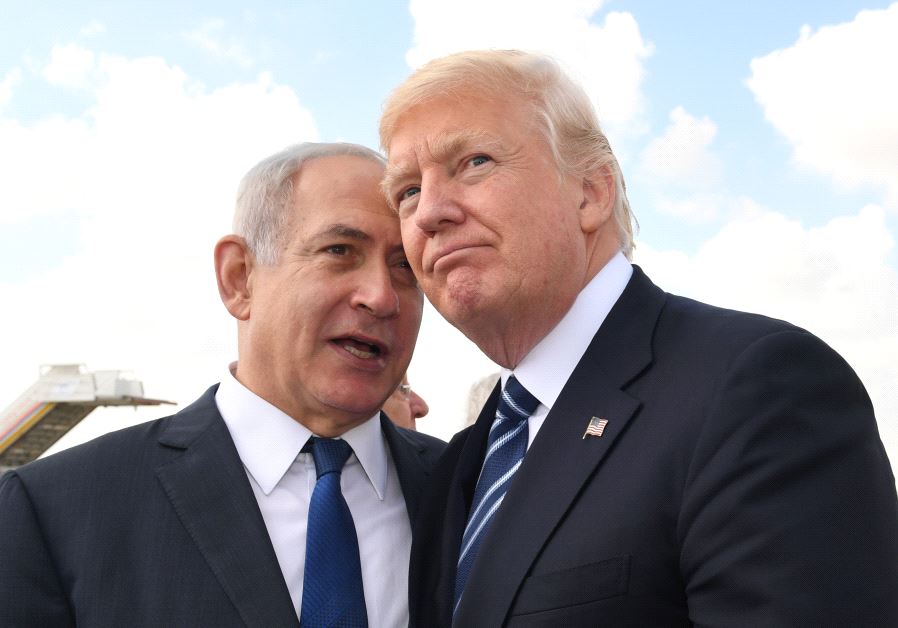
[380, 50, 898, 626]
[0, 142, 444, 627]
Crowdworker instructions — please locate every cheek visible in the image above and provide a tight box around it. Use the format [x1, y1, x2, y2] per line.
[403, 296, 424, 334]
[400, 225, 426, 268]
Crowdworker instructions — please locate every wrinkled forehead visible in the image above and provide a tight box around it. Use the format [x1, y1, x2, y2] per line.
[290, 155, 399, 229]
[294, 154, 385, 204]
[386, 127, 503, 173]
[383, 98, 535, 191]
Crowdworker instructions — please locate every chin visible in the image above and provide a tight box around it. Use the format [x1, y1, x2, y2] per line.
[326, 397, 384, 420]
[319, 381, 390, 417]
[439, 273, 490, 322]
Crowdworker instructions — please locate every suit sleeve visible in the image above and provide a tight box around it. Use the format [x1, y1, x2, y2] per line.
[0, 471, 75, 627]
[678, 329, 898, 627]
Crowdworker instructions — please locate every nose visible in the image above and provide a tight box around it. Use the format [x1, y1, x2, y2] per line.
[413, 172, 465, 234]
[352, 263, 400, 317]
[409, 389, 429, 419]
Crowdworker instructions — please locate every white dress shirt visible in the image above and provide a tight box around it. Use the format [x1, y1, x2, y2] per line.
[215, 367, 411, 627]
[504, 251, 633, 447]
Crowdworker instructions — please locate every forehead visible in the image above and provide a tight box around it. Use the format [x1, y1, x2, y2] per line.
[292, 154, 395, 223]
[387, 92, 534, 165]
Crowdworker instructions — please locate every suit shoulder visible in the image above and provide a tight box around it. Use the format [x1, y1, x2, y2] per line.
[13, 387, 219, 488]
[400, 427, 446, 452]
[664, 292, 797, 332]
[658, 292, 811, 354]
[395, 427, 446, 462]
[646, 291, 870, 402]
[13, 413, 175, 482]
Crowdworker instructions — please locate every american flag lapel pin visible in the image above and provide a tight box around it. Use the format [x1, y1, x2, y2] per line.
[582, 416, 609, 439]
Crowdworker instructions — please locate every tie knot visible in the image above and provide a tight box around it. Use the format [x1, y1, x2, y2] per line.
[309, 437, 353, 479]
[498, 375, 540, 424]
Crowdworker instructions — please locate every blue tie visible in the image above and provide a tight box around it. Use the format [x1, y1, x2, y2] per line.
[300, 437, 368, 628]
[454, 375, 540, 613]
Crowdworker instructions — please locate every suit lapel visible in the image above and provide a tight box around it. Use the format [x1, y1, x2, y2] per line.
[154, 387, 299, 628]
[380, 413, 432, 521]
[454, 267, 666, 626]
[434, 386, 501, 625]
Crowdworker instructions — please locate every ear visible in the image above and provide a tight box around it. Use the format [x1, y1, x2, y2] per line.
[214, 235, 254, 321]
[578, 164, 615, 235]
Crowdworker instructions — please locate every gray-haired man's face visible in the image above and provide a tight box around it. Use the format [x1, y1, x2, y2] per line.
[241, 154, 423, 430]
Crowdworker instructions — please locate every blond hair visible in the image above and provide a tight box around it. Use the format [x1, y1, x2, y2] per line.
[379, 50, 635, 257]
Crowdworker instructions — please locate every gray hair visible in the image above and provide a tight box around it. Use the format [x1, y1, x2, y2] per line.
[233, 142, 386, 265]
[380, 50, 636, 258]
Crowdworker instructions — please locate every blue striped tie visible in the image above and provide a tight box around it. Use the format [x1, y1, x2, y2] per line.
[300, 437, 368, 628]
[454, 375, 540, 613]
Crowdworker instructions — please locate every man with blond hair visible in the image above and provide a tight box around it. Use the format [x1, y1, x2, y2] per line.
[1, 142, 444, 627]
[380, 50, 898, 627]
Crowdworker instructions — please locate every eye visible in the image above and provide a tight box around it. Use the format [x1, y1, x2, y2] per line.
[468, 155, 491, 167]
[325, 244, 348, 255]
[399, 185, 420, 202]
[389, 251, 413, 270]
[393, 257, 418, 286]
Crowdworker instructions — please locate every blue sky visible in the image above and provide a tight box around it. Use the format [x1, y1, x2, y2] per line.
[1, 1, 896, 465]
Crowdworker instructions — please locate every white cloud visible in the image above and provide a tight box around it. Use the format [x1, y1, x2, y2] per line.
[639, 107, 723, 222]
[184, 19, 254, 68]
[405, 0, 653, 134]
[43, 44, 97, 88]
[641, 106, 721, 187]
[747, 4, 898, 205]
[2, 51, 317, 227]
[0, 68, 21, 109]
[0, 116, 94, 225]
[634, 204, 898, 464]
[655, 193, 722, 223]
[0, 46, 319, 448]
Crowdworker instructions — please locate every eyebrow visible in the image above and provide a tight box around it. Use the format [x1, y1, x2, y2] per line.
[312, 223, 371, 242]
[382, 130, 505, 193]
[309, 223, 406, 256]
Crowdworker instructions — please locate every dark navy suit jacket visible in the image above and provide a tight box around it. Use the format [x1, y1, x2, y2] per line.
[410, 266, 898, 627]
[0, 385, 444, 627]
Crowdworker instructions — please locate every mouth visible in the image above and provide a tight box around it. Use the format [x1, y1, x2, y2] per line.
[331, 335, 388, 360]
[430, 243, 484, 272]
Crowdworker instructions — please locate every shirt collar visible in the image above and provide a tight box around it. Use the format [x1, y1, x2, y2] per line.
[337, 410, 388, 500]
[215, 364, 388, 499]
[505, 251, 633, 409]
